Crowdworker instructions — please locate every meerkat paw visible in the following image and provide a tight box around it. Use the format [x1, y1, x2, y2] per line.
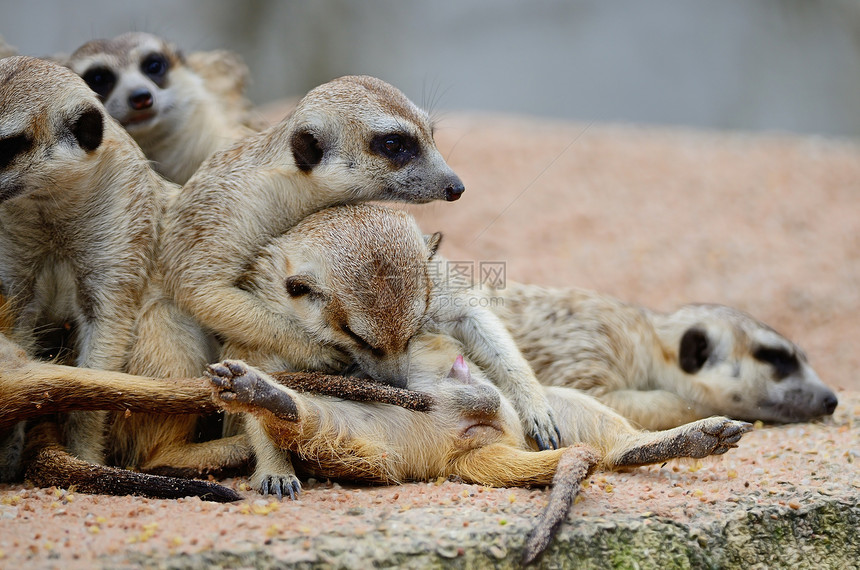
[522, 403, 562, 451]
[682, 416, 753, 457]
[207, 360, 299, 421]
[253, 472, 302, 501]
[614, 416, 753, 467]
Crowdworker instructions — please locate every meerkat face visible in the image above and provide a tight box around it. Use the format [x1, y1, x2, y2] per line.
[287, 75, 465, 204]
[0, 57, 107, 203]
[669, 304, 837, 423]
[67, 32, 185, 139]
[407, 334, 524, 451]
[242, 205, 441, 386]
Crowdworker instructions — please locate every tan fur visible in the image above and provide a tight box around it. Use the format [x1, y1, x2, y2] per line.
[0, 57, 251, 482]
[219, 204, 557, 494]
[66, 32, 256, 184]
[215, 204, 748, 498]
[0, 56, 173, 464]
[209, 336, 749, 488]
[492, 282, 838, 429]
[160, 74, 465, 381]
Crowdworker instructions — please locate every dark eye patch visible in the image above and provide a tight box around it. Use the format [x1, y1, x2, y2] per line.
[370, 132, 420, 167]
[753, 346, 800, 380]
[141, 53, 169, 87]
[0, 133, 33, 170]
[81, 66, 117, 100]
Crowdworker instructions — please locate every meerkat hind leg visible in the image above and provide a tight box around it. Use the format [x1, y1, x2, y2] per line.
[607, 416, 752, 468]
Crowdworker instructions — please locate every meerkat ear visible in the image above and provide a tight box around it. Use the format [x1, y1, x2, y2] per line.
[71, 106, 104, 152]
[284, 275, 316, 298]
[679, 327, 711, 374]
[290, 128, 325, 172]
[424, 232, 443, 257]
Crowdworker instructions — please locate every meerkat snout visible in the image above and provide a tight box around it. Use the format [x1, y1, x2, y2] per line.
[445, 180, 465, 201]
[128, 88, 154, 111]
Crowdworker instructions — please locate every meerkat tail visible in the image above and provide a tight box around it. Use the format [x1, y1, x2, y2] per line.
[522, 445, 600, 566]
[22, 422, 241, 502]
[269, 371, 435, 411]
[0, 364, 220, 431]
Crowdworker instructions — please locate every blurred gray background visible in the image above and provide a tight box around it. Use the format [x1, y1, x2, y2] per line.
[3, 0, 860, 137]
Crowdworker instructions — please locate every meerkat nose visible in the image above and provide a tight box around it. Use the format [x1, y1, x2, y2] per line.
[445, 181, 465, 202]
[823, 393, 838, 415]
[129, 88, 154, 111]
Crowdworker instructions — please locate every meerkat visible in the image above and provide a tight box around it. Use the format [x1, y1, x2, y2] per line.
[208, 337, 750, 487]
[0, 56, 177, 465]
[490, 282, 838, 430]
[219, 203, 560, 496]
[0, 57, 258, 491]
[66, 32, 257, 184]
[159, 74, 478, 428]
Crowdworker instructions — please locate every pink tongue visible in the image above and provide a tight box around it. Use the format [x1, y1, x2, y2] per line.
[447, 355, 472, 383]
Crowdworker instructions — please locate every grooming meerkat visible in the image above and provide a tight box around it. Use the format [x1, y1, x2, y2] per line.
[491, 282, 838, 430]
[220, 203, 559, 496]
[156, 75, 562, 459]
[161, 76, 465, 374]
[66, 32, 257, 184]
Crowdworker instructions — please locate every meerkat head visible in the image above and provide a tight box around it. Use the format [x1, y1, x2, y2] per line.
[240, 204, 442, 387]
[0, 56, 111, 203]
[66, 32, 188, 141]
[658, 304, 837, 423]
[284, 75, 465, 204]
[407, 333, 525, 450]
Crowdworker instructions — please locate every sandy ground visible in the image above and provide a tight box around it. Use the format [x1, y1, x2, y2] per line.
[2, 114, 859, 566]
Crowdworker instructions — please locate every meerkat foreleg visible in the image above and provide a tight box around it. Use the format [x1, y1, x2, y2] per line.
[432, 295, 561, 450]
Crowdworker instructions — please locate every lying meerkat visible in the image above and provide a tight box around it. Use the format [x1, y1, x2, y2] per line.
[208, 338, 750, 487]
[66, 32, 257, 184]
[222, 203, 560, 496]
[491, 282, 838, 430]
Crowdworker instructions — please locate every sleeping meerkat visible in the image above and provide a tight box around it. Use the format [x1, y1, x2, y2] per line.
[160, 75, 470, 403]
[208, 337, 749, 488]
[66, 32, 256, 184]
[222, 204, 773, 498]
[491, 282, 838, 430]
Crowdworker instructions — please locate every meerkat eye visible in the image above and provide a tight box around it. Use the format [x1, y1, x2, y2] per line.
[753, 346, 800, 380]
[370, 133, 420, 166]
[0, 134, 33, 170]
[81, 67, 117, 100]
[141, 53, 169, 81]
[284, 276, 313, 297]
[340, 323, 380, 354]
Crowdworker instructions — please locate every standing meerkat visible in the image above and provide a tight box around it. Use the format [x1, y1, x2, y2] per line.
[66, 32, 257, 184]
[491, 282, 838, 430]
[0, 57, 252, 493]
[160, 75, 466, 383]
[0, 56, 172, 465]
